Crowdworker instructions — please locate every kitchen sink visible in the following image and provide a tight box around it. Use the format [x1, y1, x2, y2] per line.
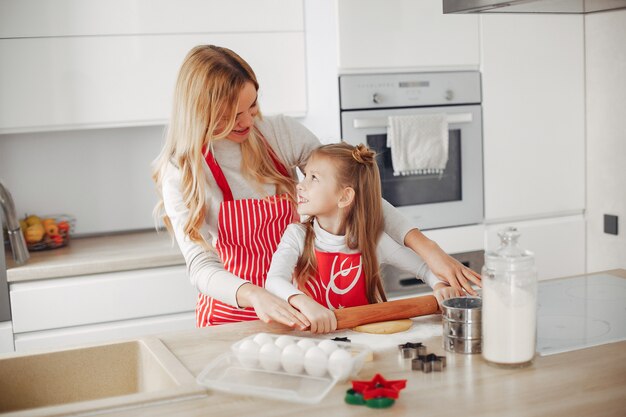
[0, 338, 206, 417]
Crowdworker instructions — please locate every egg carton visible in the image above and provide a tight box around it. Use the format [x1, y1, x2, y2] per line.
[196, 333, 372, 404]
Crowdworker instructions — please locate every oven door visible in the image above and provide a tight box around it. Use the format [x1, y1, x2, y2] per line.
[340, 104, 483, 230]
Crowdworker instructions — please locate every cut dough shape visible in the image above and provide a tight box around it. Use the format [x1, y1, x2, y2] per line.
[352, 319, 413, 334]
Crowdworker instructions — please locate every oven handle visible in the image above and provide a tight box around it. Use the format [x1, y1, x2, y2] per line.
[352, 112, 473, 129]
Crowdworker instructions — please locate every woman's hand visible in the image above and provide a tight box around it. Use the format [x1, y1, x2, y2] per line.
[236, 284, 310, 330]
[405, 229, 482, 296]
[433, 282, 463, 310]
[289, 294, 337, 334]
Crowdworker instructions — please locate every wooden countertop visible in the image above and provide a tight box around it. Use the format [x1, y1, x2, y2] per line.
[99, 270, 626, 417]
[5, 230, 184, 282]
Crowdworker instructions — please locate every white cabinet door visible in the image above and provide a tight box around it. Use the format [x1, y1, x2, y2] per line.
[0, 321, 14, 353]
[481, 14, 585, 222]
[0, 33, 306, 133]
[0, 0, 303, 38]
[10, 266, 197, 333]
[14, 312, 195, 353]
[337, 0, 480, 71]
[485, 215, 585, 281]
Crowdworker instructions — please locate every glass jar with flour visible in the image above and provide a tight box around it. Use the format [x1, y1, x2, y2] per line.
[482, 227, 537, 367]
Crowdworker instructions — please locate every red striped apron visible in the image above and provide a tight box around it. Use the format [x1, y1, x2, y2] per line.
[196, 147, 295, 327]
[305, 250, 369, 310]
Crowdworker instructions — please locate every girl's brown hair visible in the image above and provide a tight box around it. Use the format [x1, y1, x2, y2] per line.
[294, 143, 387, 303]
[152, 45, 296, 248]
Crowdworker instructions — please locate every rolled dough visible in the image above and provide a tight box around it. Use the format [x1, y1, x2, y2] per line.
[352, 319, 413, 334]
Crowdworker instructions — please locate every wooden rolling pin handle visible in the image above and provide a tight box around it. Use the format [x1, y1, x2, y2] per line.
[333, 295, 439, 330]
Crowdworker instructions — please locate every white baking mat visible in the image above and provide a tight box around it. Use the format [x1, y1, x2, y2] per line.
[293, 314, 443, 353]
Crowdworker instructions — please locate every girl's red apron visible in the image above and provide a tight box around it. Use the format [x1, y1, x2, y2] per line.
[304, 250, 369, 310]
[196, 148, 294, 327]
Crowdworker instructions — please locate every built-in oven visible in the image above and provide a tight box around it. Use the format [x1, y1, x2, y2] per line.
[339, 71, 484, 296]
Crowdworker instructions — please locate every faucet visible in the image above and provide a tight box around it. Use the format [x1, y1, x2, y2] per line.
[0, 181, 29, 265]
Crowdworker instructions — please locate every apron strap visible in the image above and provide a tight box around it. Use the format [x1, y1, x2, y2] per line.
[203, 148, 234, 202]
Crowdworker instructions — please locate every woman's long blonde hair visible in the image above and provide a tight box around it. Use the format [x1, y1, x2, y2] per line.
[152, 45, 296, 248]
[294, 143, 387, 303]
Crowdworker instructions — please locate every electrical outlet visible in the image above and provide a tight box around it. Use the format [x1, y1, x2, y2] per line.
[604, 214, 618, 235]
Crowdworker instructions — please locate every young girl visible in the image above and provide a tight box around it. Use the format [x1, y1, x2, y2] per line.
[152, 45, 478, 329]
[265, 143, 460, 333]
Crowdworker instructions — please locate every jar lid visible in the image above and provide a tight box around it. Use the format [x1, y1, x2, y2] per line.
[484, 227, 535, 271]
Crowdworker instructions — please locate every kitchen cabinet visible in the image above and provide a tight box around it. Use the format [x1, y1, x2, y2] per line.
[0, 0, 306, 133]
[485, 215, 585, 281]
[481, 14, 585, 222]
[9, 265, 197, 352]
[336, 0, 480, 72]
[0, 321, 14, 353]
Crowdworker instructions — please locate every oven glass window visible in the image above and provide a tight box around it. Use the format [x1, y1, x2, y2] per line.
[367, 129, 462, 207]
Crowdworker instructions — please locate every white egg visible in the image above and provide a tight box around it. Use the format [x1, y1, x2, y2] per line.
[237, 339, 260, 368]
[296, 339, 317, 351]
[281, 344, 305, 374]
[327, 348, 353, 381]
[274, 335, 295, 349]
[259, 342, 282, 372]
[304, 346, 328, 377]
[317, 339, 339, 356]
[253, 333, 274, 346]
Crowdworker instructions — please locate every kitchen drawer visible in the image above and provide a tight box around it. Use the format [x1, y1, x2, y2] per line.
[0, 321, 14, 353]
[13, 312, 195, 353]
[10, 266, 197, 333]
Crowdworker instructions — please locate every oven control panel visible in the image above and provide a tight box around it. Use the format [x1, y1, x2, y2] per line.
[339, 71, 481, 110]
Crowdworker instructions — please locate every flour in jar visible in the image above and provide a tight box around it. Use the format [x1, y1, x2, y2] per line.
[482, 281, 537, 365]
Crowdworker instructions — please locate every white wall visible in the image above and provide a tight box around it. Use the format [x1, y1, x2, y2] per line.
[0, 126, 165, 234]
[0, 1, 339, 235]
[585, 9, 626, 270]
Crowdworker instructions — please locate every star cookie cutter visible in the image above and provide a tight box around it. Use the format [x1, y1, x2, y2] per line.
[345, 373, 407, 408]
[412, 353, 447, 373]
[398, 341, 427, 359]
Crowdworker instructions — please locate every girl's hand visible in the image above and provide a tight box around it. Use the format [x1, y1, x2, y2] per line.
[289, 294, 337, 334]
[237, 284, 310, 330]
[405, 229, 482, 296]
[433, 282, 463, 310]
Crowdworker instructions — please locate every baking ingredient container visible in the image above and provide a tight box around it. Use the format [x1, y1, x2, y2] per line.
[441, 297, 482, 354]
[482, 227, 537, 367]
[196, 333, 372, 404]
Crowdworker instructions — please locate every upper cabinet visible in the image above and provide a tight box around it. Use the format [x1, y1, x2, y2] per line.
[0, 0, 306, 134]
[336, 0, 480, 72]
[481, 14, 585, 221]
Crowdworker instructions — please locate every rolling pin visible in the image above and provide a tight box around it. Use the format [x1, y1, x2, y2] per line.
[333, 295, 439, 330]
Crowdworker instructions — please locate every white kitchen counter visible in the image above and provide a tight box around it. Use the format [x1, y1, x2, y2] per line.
[5, 230, 184, 282]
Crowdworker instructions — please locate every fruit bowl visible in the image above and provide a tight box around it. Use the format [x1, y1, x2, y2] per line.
[20, 214, 76, 252]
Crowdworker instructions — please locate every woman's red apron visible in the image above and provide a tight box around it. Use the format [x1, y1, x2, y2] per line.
[196, 148, 294, 327]
[304, 250, 369, 310]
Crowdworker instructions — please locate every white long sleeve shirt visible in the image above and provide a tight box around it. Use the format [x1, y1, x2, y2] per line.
[265, 220, 443, 302]
[160, 115, 416, 307]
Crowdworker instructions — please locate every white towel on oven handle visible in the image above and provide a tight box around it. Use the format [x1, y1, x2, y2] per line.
[387, 113, 449, 176]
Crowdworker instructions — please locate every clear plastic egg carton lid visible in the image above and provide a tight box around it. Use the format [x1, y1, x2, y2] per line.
[196, 333, 372, 404]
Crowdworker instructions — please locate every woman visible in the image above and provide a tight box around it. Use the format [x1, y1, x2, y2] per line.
[152, 45, 480, 328]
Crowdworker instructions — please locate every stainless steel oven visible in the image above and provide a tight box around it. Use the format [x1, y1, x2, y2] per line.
[339, 71, 483, 231]
[339, 72, 484, 297]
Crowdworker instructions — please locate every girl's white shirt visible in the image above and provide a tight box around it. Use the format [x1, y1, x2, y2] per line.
[265, 220, 443, 302]
[161, 115, 416, 307]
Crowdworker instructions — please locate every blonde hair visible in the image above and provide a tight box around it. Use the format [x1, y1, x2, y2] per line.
[152, 45, 296, 248]
[294, 143, 387, 303]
